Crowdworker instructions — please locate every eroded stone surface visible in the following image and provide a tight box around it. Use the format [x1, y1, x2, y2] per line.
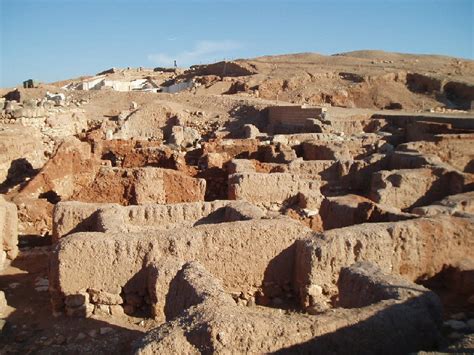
[135, 262, 443, 354]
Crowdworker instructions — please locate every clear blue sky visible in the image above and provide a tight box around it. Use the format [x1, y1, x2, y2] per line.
[1, 0, 472, 87]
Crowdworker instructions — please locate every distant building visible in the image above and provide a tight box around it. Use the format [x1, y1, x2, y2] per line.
[63, 76, 160, 92]
[23, 79, 38, 88]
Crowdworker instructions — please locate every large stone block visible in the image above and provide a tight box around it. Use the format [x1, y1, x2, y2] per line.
[228, 172, 323, 209]
[302, 134, 381, 160]
[49, 218, 312, 319]
[52, 201, 117, 242]
[369, 167, 465, 210]
[319, 194, 414, 230]
[52, 200, 265, 241]
[0, 195, 18, 261]
[294, 216, 474, 309]
[136, 262, 442, 354]
[0, 125, 46, 184]
[19, 137, 99, 200]
[72, 167, 206, 205]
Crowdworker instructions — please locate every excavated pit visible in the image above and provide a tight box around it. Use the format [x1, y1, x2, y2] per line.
[1, 58, 474, 353]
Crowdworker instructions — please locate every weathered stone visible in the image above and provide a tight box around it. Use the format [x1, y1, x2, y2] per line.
[88, 289, 123, 305]
[369, 167, 465, 210]
[49, 218, 312, 319]
[135, 262, 443, 354]
[65, 303, 93, 318]
[229, 172, 323, 209]
[227, 159, 255, 174]
[295, 215, 474, 307]
[204, 153, 224, 169]
[0, 195, 18, 260]
[224, 202, 266, 221]
[444, 320, 468, 331]
[93, 304, 111, 316]
[64, 293, 88, 308]
[243, 124, 260, 139]
[53, 200, 259, 240]
[169, 126, 201, 148]
[0, 290, 7, 313]
[319, 194, 413, 229]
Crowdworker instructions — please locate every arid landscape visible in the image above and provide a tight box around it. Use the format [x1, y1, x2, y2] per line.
[1, 50, 474, 353]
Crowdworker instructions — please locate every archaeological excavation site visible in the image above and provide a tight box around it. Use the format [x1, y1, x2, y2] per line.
[0, 51, 474, 353]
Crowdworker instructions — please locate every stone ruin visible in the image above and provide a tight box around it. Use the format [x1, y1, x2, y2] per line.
[1, 86, 474, 353]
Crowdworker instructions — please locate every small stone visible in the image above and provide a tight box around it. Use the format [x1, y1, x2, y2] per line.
[448, 331, 463, 340]
[468, 294, 474, 304]
[43, 337, 54, 346]
[66, 303, 94, 318]
[243, 124, 260, 139]
[9, 282, 20, 289]
[35, 286, 49, 292]
[88, 329, 97, 338]
[302, 208, 319, 217]
[450, 312, 466, 320]
[34, 277, 49, 287]
[76, 332, 86, 341]
[444, 320, 467, 330]
[467, 319, 474, 331]
[55, 334, 66, 344]
[0, 291, 7, 312]
[100, 327, 113, 335]
[106, 129, 114, 140]
[216, 331, 227, 345]
[205, 153, 224, 169]
[230, 292, 241, 301]
[307, 284, 323, 297]
[0, 319, 7, 332]
[93, 304, 111, 316]
[88, 289, 123, 305]
[237, 298, 247, 306]
[65, 293, 87, 307]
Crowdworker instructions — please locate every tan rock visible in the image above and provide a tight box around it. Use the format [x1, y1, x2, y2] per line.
[0, 195, 18, 260]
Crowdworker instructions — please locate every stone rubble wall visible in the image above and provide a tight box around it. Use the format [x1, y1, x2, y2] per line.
[52, 200, 266, 241]
[228, 172, 323, 209]
[0, 195, 18, 266]
[135, 261, 443, 354]
[294, 215, 474, 309]
[49, 218, 312, 320]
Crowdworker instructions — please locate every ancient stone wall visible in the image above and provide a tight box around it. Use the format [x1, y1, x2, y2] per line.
[294, 216, 474, 309]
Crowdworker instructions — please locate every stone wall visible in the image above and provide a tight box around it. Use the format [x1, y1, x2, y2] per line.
[294, 216, 474, 310]
[228, 172, 323, 209]
[52, 200, 265, 241]
[49, 218, 312, 320]
[135, 261, 443, 354]
[0, 195, 18, 266]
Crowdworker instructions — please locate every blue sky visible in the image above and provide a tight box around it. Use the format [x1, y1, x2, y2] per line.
[0, 0, 472, 87]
